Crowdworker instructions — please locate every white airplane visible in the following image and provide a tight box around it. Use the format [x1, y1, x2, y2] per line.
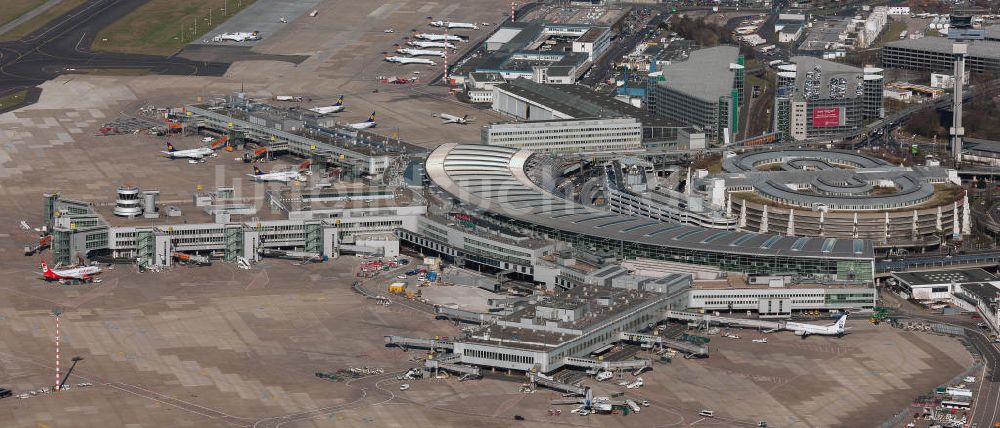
[40, 260, 101, 282]
[408, 40, 456, 49]
[430, 21, 480, 30]
[435, 113, 472, 124]
[625, 377, 644, 389]
[308, 96, 345, 115]
[595, 370, 613, 382]
[783, 314, 848, 338]
[247, 160, 311, 183]
[348, 112, 377, 129]
[384, 56, 436, 66]
[396, 48, 445, 57]
[213, 31, 261, 42]
[413, 33, 464, 42]
[162, 143, 217, 160]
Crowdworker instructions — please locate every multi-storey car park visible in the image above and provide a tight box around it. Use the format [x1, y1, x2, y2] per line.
[772, 57, 883, 142]
[409, 144, 875, 281]
[881, 27, 1000, 73]
[715, 150, 966, 252]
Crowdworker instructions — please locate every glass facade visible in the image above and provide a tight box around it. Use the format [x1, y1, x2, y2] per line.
[493, 213, 873, 279]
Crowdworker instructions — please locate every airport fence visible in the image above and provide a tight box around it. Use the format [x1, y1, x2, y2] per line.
[877, 361, 984, 428]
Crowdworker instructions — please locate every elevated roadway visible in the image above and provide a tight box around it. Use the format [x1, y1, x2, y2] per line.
[875, 254, 1000, 276]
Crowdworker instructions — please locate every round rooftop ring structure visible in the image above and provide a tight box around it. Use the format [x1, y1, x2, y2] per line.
[715, 149, 964, 249]
[721, 149, 937, 211]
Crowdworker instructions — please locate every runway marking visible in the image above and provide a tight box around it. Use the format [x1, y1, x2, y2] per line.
[368, 4, 396, 18]
[74, 32, 87, 53]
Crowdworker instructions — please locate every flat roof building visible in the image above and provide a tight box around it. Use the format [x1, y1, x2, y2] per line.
[481, 117, 643, 156]
[891, 268, 999, 301]
[45, 185, 426, 267]
[645, 46, 744, 144]
[464, 21, 611, 84]
[773, 57, 882, 141]
[881, 31, 1000, 73]
[492, 78, 695, 148]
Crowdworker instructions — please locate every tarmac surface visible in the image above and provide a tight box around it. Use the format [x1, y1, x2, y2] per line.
[0, 96, 977, 426]
[191, 0, 326, 48]
[0, 0, 231, 94]
[0, 0, 980, 426]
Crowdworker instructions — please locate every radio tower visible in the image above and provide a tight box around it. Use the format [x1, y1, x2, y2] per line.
[947, 11, 985, 165]
[53, 308, 62, 391]
[444, 26, 449, 86]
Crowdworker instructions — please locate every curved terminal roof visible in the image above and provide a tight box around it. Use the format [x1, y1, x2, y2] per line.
[427, 144, 873, 260]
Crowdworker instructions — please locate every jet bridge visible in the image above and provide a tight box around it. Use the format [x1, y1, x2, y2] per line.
[424, 357, 481, 376]
[619, 331, 709, 357]
[435, 305, 500, 324]
[561, 356, 651, 370]
[529, 373, 587, 396]
[664, 310, 783, 330]
[384, 335, 455, 351]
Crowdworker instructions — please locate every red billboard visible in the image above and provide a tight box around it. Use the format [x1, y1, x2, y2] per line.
[812, 107, 843, 128]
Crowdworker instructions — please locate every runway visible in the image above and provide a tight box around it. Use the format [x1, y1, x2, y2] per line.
[0, 0, 230, 95]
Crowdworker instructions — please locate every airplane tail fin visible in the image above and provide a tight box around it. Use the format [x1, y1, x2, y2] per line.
[253, 166, 263, 175]
[367, 111, 376, 122]
[835, 314, 848, 330]
[166, 143, 176, 152]
[335, 95, 344, 106]
[462, 114, 468, 121]
[41, 259, 49, 274]
[298, 160, 311, 171]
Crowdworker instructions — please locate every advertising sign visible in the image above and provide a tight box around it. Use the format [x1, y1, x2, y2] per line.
[812, 107, 843, 127]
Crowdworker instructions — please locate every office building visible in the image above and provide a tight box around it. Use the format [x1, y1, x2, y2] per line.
[645, 46, 744, 144]
[492, 78, 697, 149]
[481, 118, 643, 155]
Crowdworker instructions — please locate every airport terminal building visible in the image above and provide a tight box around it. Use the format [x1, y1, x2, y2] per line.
[408, 144, 876, 281]
[45, 185, 425, 266]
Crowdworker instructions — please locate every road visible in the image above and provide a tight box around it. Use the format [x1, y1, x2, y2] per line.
[579, 9, 667, 88]
[881, 292, 1000, 427]
[0, 0, 230, 95]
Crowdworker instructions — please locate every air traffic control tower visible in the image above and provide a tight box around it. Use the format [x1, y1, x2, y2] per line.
[948, 13, 985, 164]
